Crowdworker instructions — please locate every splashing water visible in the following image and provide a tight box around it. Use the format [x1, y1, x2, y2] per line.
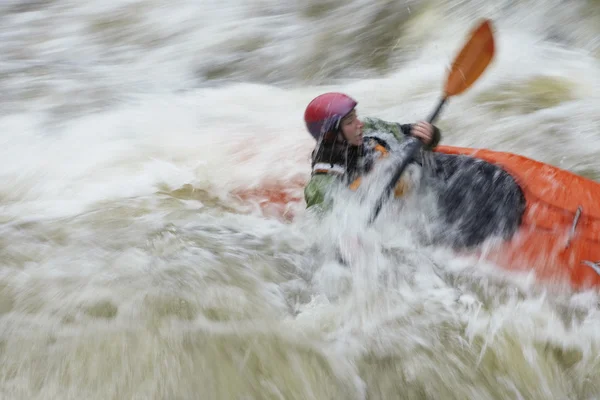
[1, 0, 600, 399]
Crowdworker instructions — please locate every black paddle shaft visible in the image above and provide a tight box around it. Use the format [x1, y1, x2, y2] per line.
[368, 97, 448, 225]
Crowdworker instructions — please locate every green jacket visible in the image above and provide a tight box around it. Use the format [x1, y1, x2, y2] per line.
[304, 117, 441, 210]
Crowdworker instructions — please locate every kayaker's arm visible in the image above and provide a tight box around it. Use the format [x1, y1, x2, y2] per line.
[362, 117, 441, 150]
[398, 123, 441, 150]
[304, 173, 336, 210]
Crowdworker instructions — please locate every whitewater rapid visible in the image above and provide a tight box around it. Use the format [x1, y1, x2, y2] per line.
[1, 0, 599, 399]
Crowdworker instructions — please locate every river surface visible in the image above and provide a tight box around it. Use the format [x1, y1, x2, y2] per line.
[1, 0, 599, 399]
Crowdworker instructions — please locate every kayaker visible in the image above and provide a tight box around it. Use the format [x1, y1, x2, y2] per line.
[303, 92, 441, 210]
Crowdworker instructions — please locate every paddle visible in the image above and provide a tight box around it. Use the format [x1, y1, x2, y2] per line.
[368, 19, 496, 225]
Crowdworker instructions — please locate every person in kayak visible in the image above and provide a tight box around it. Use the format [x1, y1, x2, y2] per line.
[302, 91, 527, 250]
[303, 91, 441, 210]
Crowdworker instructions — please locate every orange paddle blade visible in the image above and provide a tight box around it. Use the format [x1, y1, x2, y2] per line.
[444, 19, 495, 97]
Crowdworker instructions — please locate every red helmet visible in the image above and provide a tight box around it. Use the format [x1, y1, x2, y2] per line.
[304, 92, 357, 141]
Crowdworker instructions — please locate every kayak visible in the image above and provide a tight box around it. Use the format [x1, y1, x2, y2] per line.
[232, 177, 305, 221]
[433, 145, 600, 291]
[233, 146, 600, 291]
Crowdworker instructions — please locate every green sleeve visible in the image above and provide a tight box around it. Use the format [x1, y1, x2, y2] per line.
[304, 173, 337, 210]
[362, 117, 406, 141]
[362, 117, 441, 150]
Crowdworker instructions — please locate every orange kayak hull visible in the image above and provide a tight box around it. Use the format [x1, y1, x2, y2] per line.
[435, 145, 600, 291]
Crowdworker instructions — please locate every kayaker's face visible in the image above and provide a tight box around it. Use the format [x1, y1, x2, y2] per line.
[340, 110, 364, 146]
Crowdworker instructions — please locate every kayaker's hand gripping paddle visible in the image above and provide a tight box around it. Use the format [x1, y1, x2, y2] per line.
[368, 19, 496, 225]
